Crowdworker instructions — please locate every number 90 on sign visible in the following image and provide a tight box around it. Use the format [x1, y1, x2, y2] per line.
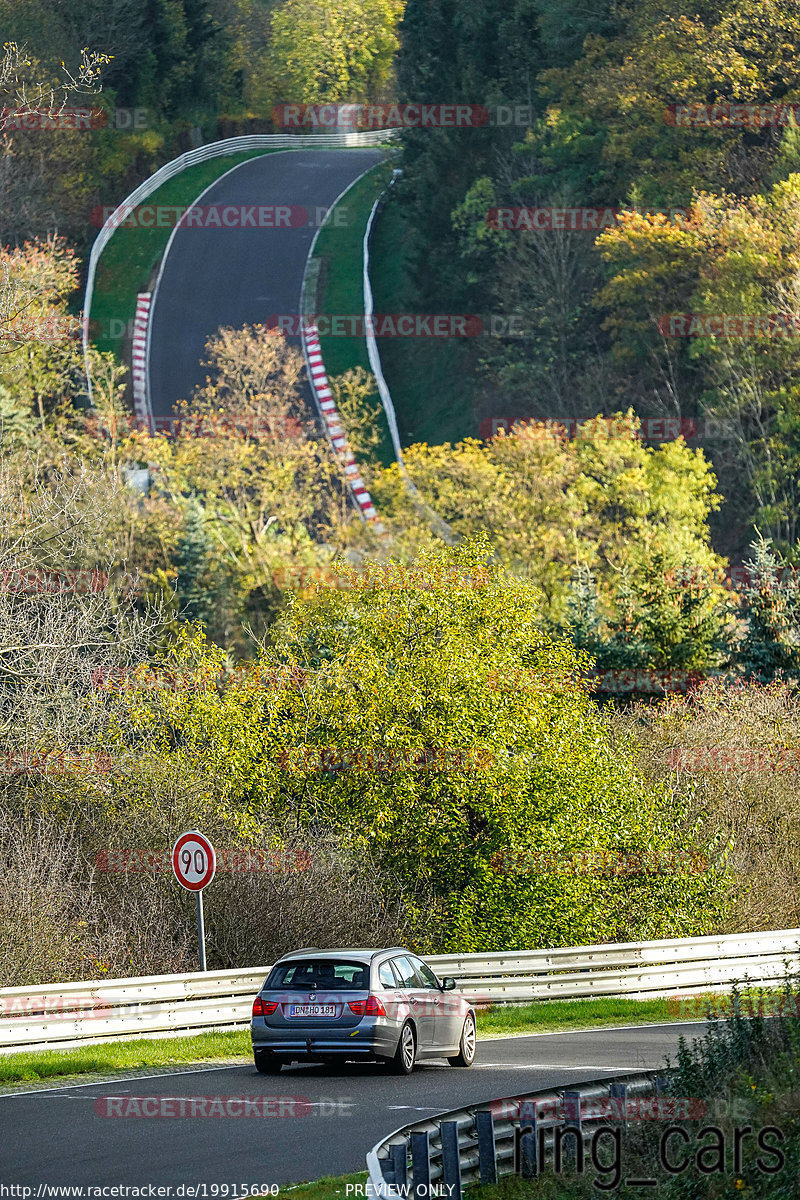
[172, 830, 216, 891]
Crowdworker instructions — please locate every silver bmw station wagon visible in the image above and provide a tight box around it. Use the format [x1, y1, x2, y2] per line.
[250, 946, 476, 1074]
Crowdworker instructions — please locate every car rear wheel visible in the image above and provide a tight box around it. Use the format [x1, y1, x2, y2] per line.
[254, 1050, 283, 1074]
[448, 1013, 476, 1067]
[391, 1022, 417, 1075]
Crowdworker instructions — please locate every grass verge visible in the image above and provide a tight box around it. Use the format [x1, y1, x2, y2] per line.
[476, 995, 682, 1038]
[311, 160, 394, 466]
[89, 150, 280, 361]
[368, 198, 479, 448]
[0, 1028, 251, 1085]
[279, 1173, 367, 1199]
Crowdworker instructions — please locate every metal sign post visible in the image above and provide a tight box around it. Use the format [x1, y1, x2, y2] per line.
[172, 830, 216, 972]
[195, 891, 207, 972]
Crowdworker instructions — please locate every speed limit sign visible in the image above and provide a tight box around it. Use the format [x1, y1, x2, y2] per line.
[172, 830, 216, 891]
[173, 831, 215, 972]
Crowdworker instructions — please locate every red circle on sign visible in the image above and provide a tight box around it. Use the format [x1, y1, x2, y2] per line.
[172, 831, 216, 891]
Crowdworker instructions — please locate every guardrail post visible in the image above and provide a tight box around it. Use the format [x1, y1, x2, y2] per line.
[476, 1111, 498, 1183]
[389, 1143, 407, 1187]
[519, 1101, 538, 1178]
[609, 1082, 627, 1130]
[563, 1091, 582, 1170]
[410, 1130, 431, 1198]
[440, 1121, 462, 1200]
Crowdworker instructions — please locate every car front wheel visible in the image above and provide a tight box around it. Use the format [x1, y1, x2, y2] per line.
[448, 1013, 476, 1067]
[391, 1022, 417, 1075]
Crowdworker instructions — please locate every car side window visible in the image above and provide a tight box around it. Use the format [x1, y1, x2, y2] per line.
[411, 958, 440, 989]
[391, 955, 422, 988]
[378, 961, 399, 988]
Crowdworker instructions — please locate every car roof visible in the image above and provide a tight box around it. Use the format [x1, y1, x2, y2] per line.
[275, 946, 409, 964]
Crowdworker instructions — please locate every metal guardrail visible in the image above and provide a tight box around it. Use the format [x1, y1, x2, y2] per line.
[432, 928, 800, 1005]
[81, 129, 400, 402]
[0, 966, 268, 1054]
[1, 928, 798, 1053]
[366, 1071, 670, 1196]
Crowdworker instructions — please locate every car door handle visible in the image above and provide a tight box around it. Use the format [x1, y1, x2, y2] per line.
[409, 996, 418, 1004]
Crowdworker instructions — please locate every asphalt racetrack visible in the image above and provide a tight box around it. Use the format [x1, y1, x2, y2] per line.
[147, 148, 386, 420]
[1, 1021, 708, 1188]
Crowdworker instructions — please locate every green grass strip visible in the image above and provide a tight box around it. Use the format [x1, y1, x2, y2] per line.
[311, 161, 395, 466]
[278, 1173, 368, 1199]
[476, 995, 680, 1038]
[368, 200, 478, 448]
[89, 150, 281, 361]
[0, 1028, 252, 1085]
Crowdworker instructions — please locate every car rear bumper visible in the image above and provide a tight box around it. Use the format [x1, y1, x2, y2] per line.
[251, 1019, 398, 1060]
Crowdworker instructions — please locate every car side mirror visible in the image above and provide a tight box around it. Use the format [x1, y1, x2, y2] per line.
[440, 976, 457, 990]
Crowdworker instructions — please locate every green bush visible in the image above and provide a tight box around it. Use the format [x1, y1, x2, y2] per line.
[139, 536, 732, 952]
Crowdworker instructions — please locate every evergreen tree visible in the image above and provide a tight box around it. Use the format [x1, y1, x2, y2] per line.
[633, 554, 728, 672]
[173, 498, 213, 628]
[395, 0, 544, 307]
[599, 567, 650, 671]
[134, 0, 228, 120]
[736, 536, 800, 683]
[564, 563, 602, 659]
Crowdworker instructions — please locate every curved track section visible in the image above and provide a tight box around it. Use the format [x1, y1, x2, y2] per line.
[147, 149, 385, 419]
[0, 1021, 706, 1187]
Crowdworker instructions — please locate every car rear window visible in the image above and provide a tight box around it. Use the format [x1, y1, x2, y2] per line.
[264, 959, 369, 990]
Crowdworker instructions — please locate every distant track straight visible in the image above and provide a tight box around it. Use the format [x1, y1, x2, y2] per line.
[147, 149, 385, 421]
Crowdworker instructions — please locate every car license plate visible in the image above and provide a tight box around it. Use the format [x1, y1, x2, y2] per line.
[288, 1004, 336, 1017]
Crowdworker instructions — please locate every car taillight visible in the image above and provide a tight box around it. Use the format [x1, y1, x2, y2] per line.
[252, 996, 279, 1017]
[348, 995, 386, 1017]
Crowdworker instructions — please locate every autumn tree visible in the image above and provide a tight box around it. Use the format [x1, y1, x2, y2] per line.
[130, 537, 731, 951]
[373, 415, 726, 624]
[266, 0, 404, 105]
[597, 181, 800, 549]
[138, 325, 373, 648]
[735, 536, 800, 683]
[0, 452, 164, 752]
